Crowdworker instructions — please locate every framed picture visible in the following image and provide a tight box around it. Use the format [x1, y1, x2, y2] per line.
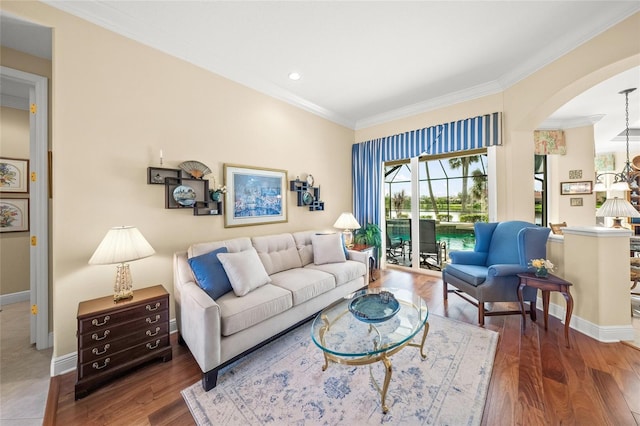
[0, 198, 29, 232]
[0, 157, 29, 193]
[570, 197, 583, 207]
[560, 181, 592, 195]
[223, 163, 287, 228]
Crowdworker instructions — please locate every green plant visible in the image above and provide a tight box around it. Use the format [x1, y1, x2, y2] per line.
[354, 223, 382, 262]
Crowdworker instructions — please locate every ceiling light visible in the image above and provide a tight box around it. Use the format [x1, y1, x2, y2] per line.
[288, 72, 301, 81]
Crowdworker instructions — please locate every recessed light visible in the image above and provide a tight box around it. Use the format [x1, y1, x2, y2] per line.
[288, 72, 301, 81]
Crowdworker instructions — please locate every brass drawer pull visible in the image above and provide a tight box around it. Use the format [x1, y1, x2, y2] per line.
[146, 315, 161, 324]
[146, 327, 160, 337]
[146, 339, 161, 350]
[91, 330, 110, 341]
[92, 344, 110, 355]
[92, 358, 110, 370]
[146, 302, 161, 311]
[91, 315, 110, 326]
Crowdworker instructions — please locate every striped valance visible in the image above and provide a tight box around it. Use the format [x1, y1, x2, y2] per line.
[352, 112, 501, 231]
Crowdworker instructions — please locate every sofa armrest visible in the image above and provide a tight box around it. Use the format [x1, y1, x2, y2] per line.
[173, 252, 222, 373]
[346, 249, 368, 265]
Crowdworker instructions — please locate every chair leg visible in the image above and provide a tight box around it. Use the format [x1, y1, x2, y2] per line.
[529, 300, 537, 322]
[443, 282, 448, 300]
[478, 303, 485, 326]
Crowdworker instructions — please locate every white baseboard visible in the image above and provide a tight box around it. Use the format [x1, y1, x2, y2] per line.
[51, 318, 178, 376]
[536, 296, 634, 343]
[0, 290, 30, 306]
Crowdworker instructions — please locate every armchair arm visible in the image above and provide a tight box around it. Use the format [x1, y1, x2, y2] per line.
[449, 250, 487, 265]
[487, 263, 529, 277]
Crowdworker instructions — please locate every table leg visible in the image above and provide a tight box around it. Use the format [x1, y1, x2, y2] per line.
[517, 282, 527, 329]
[380, 354, 392, 414]
[542, 290, 550, 331]
[562, 289, 573, 348]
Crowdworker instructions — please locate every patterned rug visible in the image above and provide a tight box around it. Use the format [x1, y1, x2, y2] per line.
[181, 314, 498, 425]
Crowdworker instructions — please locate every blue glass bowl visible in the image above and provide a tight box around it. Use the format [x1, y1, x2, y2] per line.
[348, 291, 400, 323]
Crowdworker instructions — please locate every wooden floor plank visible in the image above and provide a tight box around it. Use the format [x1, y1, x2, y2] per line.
[48, 269, 640, 425]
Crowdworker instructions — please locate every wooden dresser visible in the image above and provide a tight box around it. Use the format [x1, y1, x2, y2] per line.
[75, 285, 172, 399]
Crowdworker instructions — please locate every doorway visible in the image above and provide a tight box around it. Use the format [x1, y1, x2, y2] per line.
[1, 66, 49, 349]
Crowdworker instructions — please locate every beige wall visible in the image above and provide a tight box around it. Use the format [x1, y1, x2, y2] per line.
[0, 107, 30, 296]
[1, 2, 355, 358]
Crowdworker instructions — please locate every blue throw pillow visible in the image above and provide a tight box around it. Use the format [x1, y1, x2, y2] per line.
[187, 247, 233, 300]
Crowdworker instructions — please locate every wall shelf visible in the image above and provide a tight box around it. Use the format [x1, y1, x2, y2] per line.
[289, 179, 324, 211]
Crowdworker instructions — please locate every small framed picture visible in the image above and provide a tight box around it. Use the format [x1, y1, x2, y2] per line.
[570, 197, 583, 207]
[560, 181, 592, 195]
[0, 157, 29, 193]
[0, 198, 29, 232]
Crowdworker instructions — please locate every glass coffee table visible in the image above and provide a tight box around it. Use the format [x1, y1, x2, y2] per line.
[310, 287, 429, 413]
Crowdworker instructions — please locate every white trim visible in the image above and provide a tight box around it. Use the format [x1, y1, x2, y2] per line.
[51, 319, 178, 376]
[0, 66, 49, 350]
[536, 296, 634, 343]
[0, 290, 30, 306]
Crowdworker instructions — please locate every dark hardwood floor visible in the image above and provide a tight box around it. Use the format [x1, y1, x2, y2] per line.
[49, 269, 640, 425]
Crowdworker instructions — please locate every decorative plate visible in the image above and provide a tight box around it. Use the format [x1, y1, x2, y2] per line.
[173, 185, 197, 206]
[348, 291, 400, 323]
[178, 160, 211, 179]
[302, 191, 314, 205]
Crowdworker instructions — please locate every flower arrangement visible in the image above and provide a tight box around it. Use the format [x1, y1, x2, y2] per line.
[208, 176, 227, 202]
[529, 258, 554, 278]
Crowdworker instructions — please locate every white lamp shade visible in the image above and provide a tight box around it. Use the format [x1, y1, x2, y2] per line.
[333, 212, 361, 230]
[611, 181, 631, 191]
[89, 226, 155, 265]
[595, 197, 640, 218]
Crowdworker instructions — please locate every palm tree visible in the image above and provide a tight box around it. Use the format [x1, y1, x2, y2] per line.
[449, 155, 480, 212]
[392, 190, 407, 218]
[470, 169, 487, 209]
[424, 161, 439, 215]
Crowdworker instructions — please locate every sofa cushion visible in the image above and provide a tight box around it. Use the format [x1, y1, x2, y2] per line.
[292, 230, 316, 266]
[444, 264, 488, 286]
[252, 233, 302, 275]
[188, 237, 252, 257]
[216, 284, 293, 336]
[187, 247, 233, 300]
[306, 260, 366, 286]
[217, 248, 272, 296]
[311, 233, 346, 265]
[269, 268, 336, 305]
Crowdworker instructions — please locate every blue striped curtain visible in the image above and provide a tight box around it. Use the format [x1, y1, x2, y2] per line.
[352, 112, 501, 228]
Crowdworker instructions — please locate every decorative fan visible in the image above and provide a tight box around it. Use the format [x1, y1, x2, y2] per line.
[178, 160, 211, 179]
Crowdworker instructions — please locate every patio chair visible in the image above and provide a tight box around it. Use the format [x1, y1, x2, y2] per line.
[419, 219, 445, 270]
[442, 220, 550, 326]
[386, 233, 404, 264]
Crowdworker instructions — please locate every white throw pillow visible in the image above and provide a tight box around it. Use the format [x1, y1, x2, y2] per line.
[217, 248, 271, 296]
[311, 233, 347, 265]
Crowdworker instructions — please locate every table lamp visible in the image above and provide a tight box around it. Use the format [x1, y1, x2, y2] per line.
[595, 196, 640, 228]
[333, 212, 361, 248]
[89, 226, 155, 301]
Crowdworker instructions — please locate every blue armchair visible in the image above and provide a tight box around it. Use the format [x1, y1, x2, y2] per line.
[442, 221, 551, 326]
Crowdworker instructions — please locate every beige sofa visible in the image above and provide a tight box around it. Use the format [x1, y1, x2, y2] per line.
[173, 230, 369, 390]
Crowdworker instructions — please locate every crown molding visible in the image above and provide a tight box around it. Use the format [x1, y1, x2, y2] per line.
[538, 114, 605, 130]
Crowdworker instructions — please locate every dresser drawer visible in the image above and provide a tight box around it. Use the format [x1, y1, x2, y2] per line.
[78, 321, 169, 364]
[78, 334, 170, 379]
[78, 297, 168, 334]
[79, 310, 169, 347]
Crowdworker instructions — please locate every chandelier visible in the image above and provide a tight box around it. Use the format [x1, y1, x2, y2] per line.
[594, 87, 639, 191]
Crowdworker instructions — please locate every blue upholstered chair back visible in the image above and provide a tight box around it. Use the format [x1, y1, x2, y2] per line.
[473, 221, 549, 267]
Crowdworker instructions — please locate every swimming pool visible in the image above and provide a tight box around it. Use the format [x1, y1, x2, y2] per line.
[437, 232, 476, 252]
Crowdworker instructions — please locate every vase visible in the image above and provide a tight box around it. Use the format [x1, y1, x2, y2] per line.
[535, 267, 548, 278]
[210, 191, 221, 202]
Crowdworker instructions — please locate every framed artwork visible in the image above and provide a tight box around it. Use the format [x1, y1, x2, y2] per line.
[223, 163, 287, 227]
[0, 157, 29, 193]
[570, 197, 583, 207]
[0, 198, 29, 232]
[560, 181, 592, 195]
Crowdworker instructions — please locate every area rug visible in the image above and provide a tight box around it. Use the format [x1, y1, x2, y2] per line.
[181, 314, 498, 425]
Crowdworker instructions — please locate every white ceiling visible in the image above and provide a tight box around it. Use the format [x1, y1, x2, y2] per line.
[1, 1, 639, 153]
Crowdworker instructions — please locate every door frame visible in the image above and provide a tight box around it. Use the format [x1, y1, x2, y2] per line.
[2, 66, 49, 349]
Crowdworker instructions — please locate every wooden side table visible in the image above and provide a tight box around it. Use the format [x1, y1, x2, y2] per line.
[351, 244, 376, 281]
[517, 273, 574, 348]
